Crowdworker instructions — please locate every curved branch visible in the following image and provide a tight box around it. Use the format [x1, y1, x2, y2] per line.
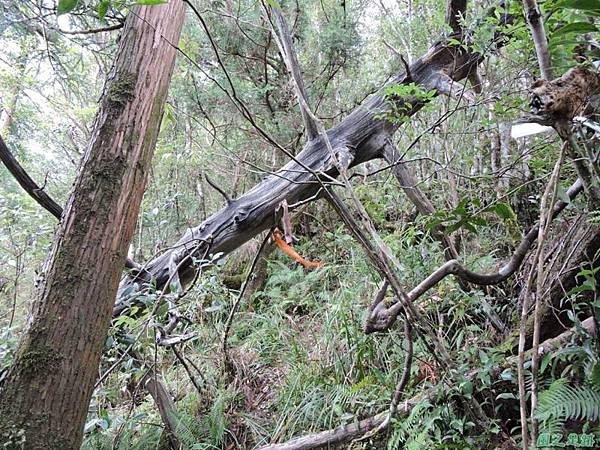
[365, 178, 584, 333]
[205, 174, 232, 205]
[0, 134, 140, 270]
[0, 134, 63, 219]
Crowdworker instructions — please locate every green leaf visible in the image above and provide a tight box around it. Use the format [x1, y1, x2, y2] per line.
[591, 363, 600, 389]
[494, 202, 515, 220]
[554, 22, 598, 36]
[136, 0, 167, 4]
[540, 353, 552, 374]
[549, 35, 588, 46]
[536, 378, 600, 422]
[462, 380, 473, 396]
[556, 0, 600, 11]
[496, 392, 517, 400]
[266, 0, 281, 8]
[113, 315, 135, 327]
[463, 222, 478, 233]
[471, 216, 487, 227]
[57, 0, 79, 15]
[97, 0, 110, 19]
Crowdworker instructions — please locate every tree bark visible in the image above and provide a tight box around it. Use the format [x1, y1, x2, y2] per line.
[521, 215, 600, 346]
[0, 2, 186, 448]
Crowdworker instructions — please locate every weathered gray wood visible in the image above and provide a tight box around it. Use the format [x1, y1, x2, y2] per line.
[269, 6, 319, 141]
[144, 371, 181, 449]
[115, 11, 498, 313]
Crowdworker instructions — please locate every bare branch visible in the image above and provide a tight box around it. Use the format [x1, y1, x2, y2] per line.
[0, 134, 141, 270]
[171, 345, 205, 395]
[205, 174, 232, 205]
[265, 4, 319, 140]
[0, 134, 63, 219]
[522, 0, 552, 79]
[357, 319, 413, 441]
[142, 371, 181, 449]
[156, 332, 197, 347]
[521, 141, 566, 446]
[258, 408, 401, 450]
[364, 177, 585, 333]
[57, 23, 124, 35]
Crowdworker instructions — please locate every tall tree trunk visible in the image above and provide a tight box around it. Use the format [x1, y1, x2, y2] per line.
[0, 2, 186, 448]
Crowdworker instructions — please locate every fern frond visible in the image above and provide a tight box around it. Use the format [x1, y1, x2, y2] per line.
[536, 378, 600, 423]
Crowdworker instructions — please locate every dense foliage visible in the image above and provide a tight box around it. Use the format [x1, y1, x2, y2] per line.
[1, 0, 599, 449]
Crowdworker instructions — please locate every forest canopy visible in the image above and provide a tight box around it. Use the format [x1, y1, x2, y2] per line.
[0, 0, 599, 449]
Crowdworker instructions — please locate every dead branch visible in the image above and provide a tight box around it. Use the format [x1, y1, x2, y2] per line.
[0, 134, 63, 219]
[143, 371, 181, 449]
[358, 319, 413, 441]
[517, 143, 566, 448]
[205, 174, 233, 205]
[58, 23, 124, 35]
[364, 177, 584, 333]
[266, 3, 319, 141]
[172, 345, 205, 395]
[521, 0, 552, 80]
[0, 134, 141, 270]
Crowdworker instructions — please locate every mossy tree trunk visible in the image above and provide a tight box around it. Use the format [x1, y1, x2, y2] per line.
[0, 2, 186, 448]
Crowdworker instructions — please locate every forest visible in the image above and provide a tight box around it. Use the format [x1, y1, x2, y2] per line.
[0, 0, 599, 449]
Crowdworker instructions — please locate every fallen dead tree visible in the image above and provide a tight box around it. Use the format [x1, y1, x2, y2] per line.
[114, 4, 506, 313]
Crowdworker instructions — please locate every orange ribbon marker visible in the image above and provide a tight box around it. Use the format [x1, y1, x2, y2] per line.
[272, 229, 324, 268]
